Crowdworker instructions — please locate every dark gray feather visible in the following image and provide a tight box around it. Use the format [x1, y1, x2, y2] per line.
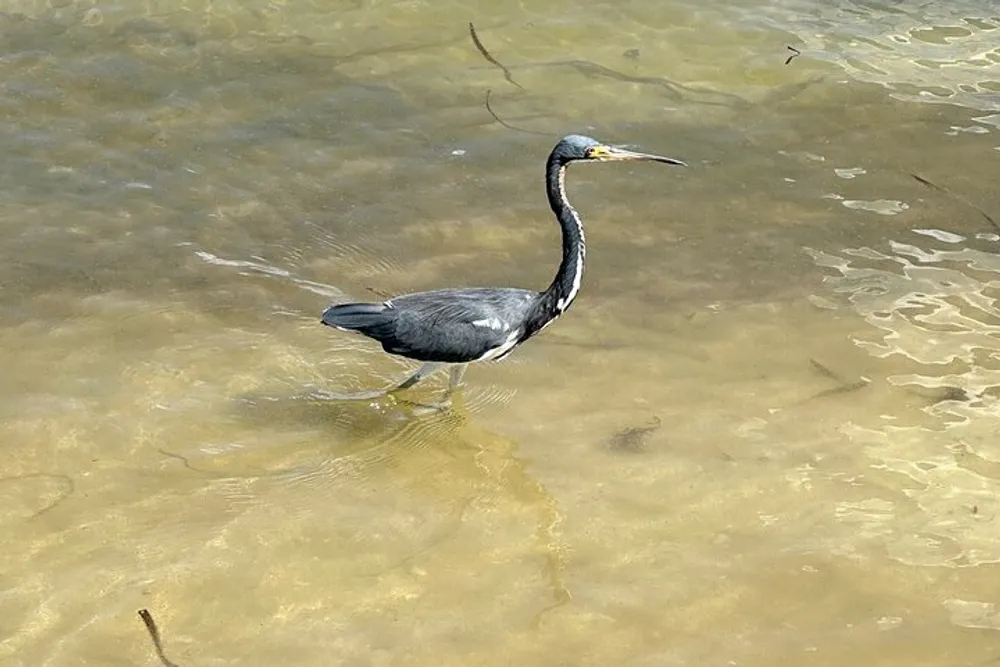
[322, 287, 539, 363]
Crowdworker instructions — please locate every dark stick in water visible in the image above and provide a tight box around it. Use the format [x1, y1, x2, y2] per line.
[810, 378, 871, 399]
[469, 22, 523, 89]
[0, 472, 75, 518]
[484, 90, 548, 136]
[910, 173, 999, 233]
[809, 358, 842, 383]
[365, 285, 392, 298]
[807, 358, 870, 400]
[138, 609, 181, 667]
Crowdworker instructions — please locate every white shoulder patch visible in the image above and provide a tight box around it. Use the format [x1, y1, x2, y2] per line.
[471, 317, 505, 331]
[476, 328, 522, 361]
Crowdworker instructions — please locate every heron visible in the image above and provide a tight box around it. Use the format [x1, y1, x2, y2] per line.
[321, 134, 685, 402]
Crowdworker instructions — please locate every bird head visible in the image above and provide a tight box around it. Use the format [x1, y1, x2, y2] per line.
[554, 134, 686, 166]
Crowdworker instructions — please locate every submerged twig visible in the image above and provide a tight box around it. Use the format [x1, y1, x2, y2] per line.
[468, 22, 522, 89]
[484, 90, 548, 136]
[524, 58, 746, 107]
[910, 172, 1000, 233]
[158, 448, 222, 477]
[138, 609, 181, 667]
[365, 285, 392, 299]
[785, 45, 801, 65]
[158, 447, 307, 480]
[810, 379, 871, 400]
[805, 358, 871, 401]
[809, 358, 842, 383]
[0, 472, 76, 518]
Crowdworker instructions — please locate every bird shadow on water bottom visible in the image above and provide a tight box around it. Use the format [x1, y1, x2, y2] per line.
[169, 387, 573, 627]
[238, 373, 513, 436]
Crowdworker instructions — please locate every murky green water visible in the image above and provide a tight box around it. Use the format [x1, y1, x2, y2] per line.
[2, 1, 999, 665]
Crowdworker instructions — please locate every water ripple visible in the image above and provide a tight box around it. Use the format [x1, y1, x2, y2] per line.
[739, 0, 1000, 113]
[193, 248, 345, 299]
[810, 228, 1000, 566]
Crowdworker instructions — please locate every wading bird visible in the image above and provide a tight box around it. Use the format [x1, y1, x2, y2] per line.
[322, 134, 685, 401]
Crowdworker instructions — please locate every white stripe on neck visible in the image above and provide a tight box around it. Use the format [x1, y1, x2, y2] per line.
[555, 165, 586, 313]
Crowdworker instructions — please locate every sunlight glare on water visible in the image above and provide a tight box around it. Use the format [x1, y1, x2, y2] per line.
[1, 0, 999, 665]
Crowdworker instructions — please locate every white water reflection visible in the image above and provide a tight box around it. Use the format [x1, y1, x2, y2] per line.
[740, 0, 1000, 114]
[809, 229, 1000, 567]
[945, 598, 1000, 630]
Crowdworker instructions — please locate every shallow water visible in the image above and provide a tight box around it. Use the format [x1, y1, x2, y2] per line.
[2, 1, 1000, 665]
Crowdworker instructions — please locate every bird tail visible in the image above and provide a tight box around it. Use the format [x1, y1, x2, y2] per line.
[321, 302, 395, 337]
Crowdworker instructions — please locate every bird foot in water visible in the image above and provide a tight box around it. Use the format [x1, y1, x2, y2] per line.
[380, 362, 466, 413]
[386, 388, 461, 414]
[316, 362, 466, 413]
[393, 398, 453, 415]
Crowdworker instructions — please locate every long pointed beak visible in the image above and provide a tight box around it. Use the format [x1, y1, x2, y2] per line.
[602, 146, 686, 166]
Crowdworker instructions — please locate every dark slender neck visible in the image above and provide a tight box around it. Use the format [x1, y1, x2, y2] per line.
[524, 154, 586, 336]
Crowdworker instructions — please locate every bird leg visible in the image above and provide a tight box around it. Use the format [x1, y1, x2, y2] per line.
[392, 363, 469, 414]
[314, 362, 446, 403]
[318, 363, 464, 413]
[392, 362, 446, 392]
[446, 364, 468, 395]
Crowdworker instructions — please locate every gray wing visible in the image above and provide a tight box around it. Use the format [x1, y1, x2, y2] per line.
[386, 287, 538, 362]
